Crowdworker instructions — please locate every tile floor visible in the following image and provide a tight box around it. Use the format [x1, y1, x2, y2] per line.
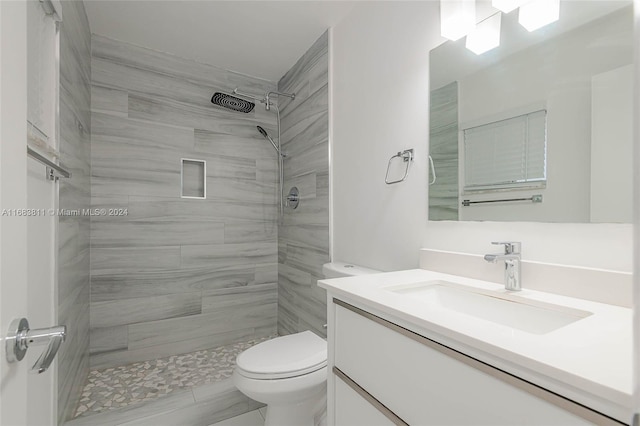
[74, 336, 273, 418]
[210, 407, 266, 426]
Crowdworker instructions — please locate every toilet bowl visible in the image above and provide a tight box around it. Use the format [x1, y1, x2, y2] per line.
[233, 331, 327, 426]
[233, 262, 380, 426]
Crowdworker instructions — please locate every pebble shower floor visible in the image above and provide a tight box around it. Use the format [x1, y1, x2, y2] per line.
[74, 336, 273, 418]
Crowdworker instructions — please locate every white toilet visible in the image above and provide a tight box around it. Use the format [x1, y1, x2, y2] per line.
[233, 262, 380, 426]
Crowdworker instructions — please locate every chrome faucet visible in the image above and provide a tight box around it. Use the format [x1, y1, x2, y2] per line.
[484, 242, 522, 291]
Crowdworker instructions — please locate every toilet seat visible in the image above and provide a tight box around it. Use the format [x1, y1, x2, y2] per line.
[236, 360, 327, 380]
[236, 331, 327, 380]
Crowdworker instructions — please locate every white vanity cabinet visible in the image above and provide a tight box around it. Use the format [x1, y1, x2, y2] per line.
[335, 377, 396, 426]
[328, 298, 621, 426]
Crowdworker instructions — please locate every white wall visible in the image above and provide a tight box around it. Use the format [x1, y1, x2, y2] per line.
[0, 2, 30, 424]
[332, 1, 441, 272]
[591, 65, 634, 223]
[331, 1, 633, 274]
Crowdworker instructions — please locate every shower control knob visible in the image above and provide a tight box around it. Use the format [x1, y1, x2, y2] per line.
[286, 187, 299, 209]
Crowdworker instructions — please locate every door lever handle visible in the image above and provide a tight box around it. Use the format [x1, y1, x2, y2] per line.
[29, 326, 66, 374]
[5, 318, 66, 374]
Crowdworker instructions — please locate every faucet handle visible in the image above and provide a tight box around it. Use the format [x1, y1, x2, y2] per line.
[491, 241, 521, 254]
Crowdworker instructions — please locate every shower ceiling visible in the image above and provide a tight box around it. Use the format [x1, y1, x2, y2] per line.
[84, 1, 356, 82]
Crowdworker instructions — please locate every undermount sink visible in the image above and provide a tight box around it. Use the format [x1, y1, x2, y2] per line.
[385, 280, 592, 335]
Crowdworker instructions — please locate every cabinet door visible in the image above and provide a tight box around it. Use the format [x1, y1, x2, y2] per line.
[334, 302, 597, 425]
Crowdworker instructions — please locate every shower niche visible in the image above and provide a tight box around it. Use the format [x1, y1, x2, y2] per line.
[181, 158, 206, 199]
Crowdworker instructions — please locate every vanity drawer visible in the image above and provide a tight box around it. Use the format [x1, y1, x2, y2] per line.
[335, 373, 397, 426]
[333, 300, 603, 426]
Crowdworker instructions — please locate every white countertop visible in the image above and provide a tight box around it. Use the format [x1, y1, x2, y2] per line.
[318, 269, 633, 423]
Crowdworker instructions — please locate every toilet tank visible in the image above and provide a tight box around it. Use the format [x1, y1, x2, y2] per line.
[321, 262, 381, 279]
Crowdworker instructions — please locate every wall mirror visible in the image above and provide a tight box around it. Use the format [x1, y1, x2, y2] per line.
[428, 1, 633, 223]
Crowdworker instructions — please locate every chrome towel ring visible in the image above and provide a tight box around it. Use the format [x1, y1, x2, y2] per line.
[385, 149, 414, 185]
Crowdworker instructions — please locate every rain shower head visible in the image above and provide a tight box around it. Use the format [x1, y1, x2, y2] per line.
[257, 126, 279, 154]
[211, 92, 255, 113]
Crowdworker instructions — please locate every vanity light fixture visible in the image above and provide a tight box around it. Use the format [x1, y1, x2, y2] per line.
[440, 0, 476, 41]
[466, 12, 502, 55]
[518, 0, 560, 32]
[491, 0, 530, 14]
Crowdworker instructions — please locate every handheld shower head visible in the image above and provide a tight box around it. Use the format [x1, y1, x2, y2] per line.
[256, 124, 286, 215]
[257, 125, 268, 139]
[257, 126, 279, 154]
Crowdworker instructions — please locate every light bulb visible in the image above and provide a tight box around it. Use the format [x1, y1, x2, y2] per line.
[441, 0, 476, 41]
[518, 0, 560, 32]
[492, 0, 530, 14]
[466, 13, 502, 55]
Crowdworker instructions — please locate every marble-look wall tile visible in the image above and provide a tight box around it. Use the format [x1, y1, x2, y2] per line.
[90, 326, 272, 369]
[202, 283, 278, 312]
[181, 242, 277, 269]
[91, 247, 181, 274]
[280, 86, 329, 146]
[285, 139, 330, 180]
[206, 177, 277, 205]
[58, 1, 92, 422]
[278, 31, 328, 96]
[91, 112, 194, 150]
[91, 85, 128, 116]
[91, 219, 225, 248]
[89, 325, 128, 355]
[91, 110, 195, 198]
[224, 221, 277, 244]
[91, 266, 260, 302]
[285, 171, 317, 200]
[276, 282, 299, 336]
[254, 265, 279, 284]
[128, 94, 267, 135]
[277, 32, 330, 336]
[90, 35, 278, 367]
[256, 158, 278, 184]
[316, 172, 329, 197]
[280, 224, 330, 251]
[194, 129, 277, 158]
[280, 110, 328, 159]
[90, 292, 202, 329]
[92, 34, 273, 96]
[279, 263, 313, 287]
[285, 242, 328, 278]
[127, 303, 276, 350]
[127, 196, 278, 224]
[92, 57, 217, 110]
[282, 196, 329, 228]
[205, 155, 256, 180]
